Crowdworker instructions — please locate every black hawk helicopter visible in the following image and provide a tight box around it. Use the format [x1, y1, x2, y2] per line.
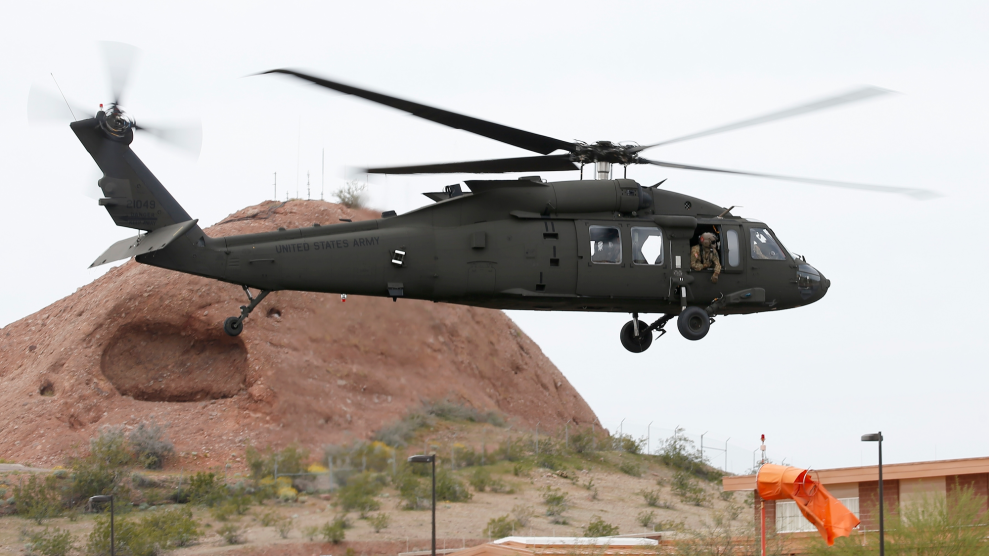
[49, 46, 937, 353]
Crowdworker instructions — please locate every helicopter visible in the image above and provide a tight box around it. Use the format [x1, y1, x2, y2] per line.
[54, 47, 938, 353]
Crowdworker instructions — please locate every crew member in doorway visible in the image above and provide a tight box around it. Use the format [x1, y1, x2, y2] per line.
[691, 232, 721, 283]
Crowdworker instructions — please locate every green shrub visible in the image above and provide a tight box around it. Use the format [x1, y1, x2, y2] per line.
[336, 472, 383, 515]
[13, 474, 64, 524]
[397, 472, 429, 510]
[302, 524, 320, 541]
[245, 444, 309, 482]
[275, 516, 293, 538]
[671, 471, 708, 506]
[211, 502, 238, 522]
[637, 510, 657, 528]
[334, 181, 367, 209]
[85, 507, 201, 555]
[512, 460, 533, 477]
[512, 504, 535, 527]
[541, 486, 570, 524]
[259, 509, 280, 526]
[128, 421, 174, 470]
[187, 472, 225, 506]
[369, 512, 391, 532]
[217, 523, 246, 544]
[611, 433, 644, 454]
[618, 458, 642, 477]
[660, 428, 723, 481]
[435, 468, 472, 502]
[583, 515, 619, 537]
[138, 506, 200, 547]
[568, 427, 605, 454]
[90, 426, 132, 468]
[640, 489, 661, 507]
[25, 526, 74, 556]
[321, 518, 346, 543]
[68, 427, 134, 504]
[483, 514, 518, 538]
[373, 400, 503, 448]
[469, 467, 493, 491]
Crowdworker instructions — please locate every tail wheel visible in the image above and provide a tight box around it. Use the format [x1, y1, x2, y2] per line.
[620, 320, 653, 353]
[223, 317, 243, 337]
[677, 307, 710, 341]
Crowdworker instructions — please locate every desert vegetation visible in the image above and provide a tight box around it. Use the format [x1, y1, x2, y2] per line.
[1, 400, 737, 553]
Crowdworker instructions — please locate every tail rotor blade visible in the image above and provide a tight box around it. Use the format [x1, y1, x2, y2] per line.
[99, 41, 141, 106]
[135, 121, 203, 158]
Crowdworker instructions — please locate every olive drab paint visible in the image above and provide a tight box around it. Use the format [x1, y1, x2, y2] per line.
[73, 109, 830, 351]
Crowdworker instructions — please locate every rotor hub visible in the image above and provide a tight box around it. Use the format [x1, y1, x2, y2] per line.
[99, 104, 135, 140]
[572, 141, 640, 166]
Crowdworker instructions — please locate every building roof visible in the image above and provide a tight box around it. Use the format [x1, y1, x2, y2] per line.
[449, 536, 663, 556]
[723, 456, 989, 491]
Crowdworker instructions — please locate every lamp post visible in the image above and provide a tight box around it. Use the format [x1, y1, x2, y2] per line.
[408, 454, 436, 556]
[89, 495, 114, 556]
[862, 432, 884, 556]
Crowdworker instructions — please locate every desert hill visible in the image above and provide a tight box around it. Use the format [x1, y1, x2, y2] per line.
[0, 200, 598, 467]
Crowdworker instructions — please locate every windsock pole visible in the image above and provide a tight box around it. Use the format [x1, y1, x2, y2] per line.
[761, 500, 767, 556]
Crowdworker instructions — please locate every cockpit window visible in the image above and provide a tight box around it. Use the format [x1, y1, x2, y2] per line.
[632, 227, 663, 265]
[590, 226, 622, 264]
[750, 228, 786, 260]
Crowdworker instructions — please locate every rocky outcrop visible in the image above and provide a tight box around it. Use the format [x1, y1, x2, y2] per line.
[0, 200, 598, 467]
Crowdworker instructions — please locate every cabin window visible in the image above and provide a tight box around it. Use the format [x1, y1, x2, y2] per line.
[632, 227, 664, 265]
[725, 229, 740, 267]
[750, 228, 786, 261]
[589, 226, 622, 264]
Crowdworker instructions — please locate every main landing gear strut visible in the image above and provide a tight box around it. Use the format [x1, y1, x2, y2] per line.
[223, 286, 270, 337]
[619, 308, 715, 353]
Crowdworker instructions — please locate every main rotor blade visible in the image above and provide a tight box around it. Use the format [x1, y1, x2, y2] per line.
[27, 84, 90, 123]
[135, 121, 203, 158]
[364, 154, 577, 175]
[100, 41, 141, 106]
[632, 86, 893, 153]
[262, 69, 576, 156]
[639, 158, 940, 200]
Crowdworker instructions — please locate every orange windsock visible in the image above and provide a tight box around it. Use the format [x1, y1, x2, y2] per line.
[756, 464, 860, 545]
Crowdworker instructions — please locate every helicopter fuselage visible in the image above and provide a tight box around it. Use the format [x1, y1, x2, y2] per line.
[142, 177, 828, 316]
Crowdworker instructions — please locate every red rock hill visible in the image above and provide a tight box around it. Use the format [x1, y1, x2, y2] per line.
[0, 201, 599, 467]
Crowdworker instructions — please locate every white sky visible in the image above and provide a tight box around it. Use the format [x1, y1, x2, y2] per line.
[2, 1, 988, 474]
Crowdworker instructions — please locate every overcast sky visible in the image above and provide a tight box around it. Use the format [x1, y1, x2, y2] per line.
[2, 1, 988, 474]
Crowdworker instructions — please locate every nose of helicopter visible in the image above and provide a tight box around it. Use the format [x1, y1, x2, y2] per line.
[797, 263, 829, 304]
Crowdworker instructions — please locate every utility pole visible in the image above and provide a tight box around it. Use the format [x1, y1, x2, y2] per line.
[273, 172, 277, 201]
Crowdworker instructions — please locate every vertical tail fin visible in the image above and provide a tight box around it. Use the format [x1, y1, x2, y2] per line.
[71, 113, 193, 232]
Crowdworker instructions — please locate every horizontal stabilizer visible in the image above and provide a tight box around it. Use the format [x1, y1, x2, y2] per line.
[90, 219, 198, 268]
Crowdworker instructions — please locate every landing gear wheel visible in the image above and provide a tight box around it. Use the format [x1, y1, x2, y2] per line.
[677, 307, 710, 341]
[620, 320, 653, 353]
[223, 317, 243, 337]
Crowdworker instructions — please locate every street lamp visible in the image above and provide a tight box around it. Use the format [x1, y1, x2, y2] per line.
[408, 454, 436, 556]
[862, 432, 884, 556]
[89, 495, 114, 556]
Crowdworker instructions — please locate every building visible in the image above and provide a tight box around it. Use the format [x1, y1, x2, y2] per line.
[722, 456, 989, 536]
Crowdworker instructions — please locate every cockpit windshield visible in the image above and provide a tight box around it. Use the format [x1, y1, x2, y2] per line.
[750, 228, 787, 260]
